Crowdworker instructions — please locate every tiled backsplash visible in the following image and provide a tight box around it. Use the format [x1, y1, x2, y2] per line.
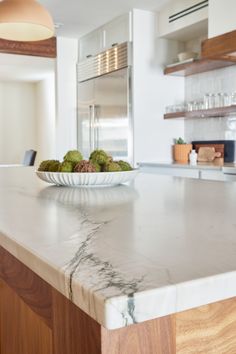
[185, 66, 236, 142]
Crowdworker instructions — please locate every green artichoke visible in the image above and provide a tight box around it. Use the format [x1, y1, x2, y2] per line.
[104, 162, 122, 172]
[59, 161, 74, 173]
[89, 150, 109, 166]
[48, 161, 60, 172]
[117, 160, 132, 171]
[63, 150, 83, 164]
[38, 160, 58, 172]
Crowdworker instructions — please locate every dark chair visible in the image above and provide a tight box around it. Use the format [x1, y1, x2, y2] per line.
[22, 150, 37, 166]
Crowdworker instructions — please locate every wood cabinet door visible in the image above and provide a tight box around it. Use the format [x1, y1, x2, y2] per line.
[0, 279, 53, 354]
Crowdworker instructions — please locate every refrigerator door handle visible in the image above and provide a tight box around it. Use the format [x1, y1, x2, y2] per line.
[89, 104, 95, 151]
[89, 105, 92, 152]
[95, 105, 99, 149]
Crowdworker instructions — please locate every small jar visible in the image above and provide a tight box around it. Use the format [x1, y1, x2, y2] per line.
[189, 149, 198, 165]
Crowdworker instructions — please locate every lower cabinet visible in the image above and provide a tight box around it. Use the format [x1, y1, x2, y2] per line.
[140, 165, 225, 181]
[141, 166, 199, 179]
[200, 170, 226, 181]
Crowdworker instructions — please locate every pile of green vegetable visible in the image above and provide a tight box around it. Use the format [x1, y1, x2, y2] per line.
[38, 149, 133, 173]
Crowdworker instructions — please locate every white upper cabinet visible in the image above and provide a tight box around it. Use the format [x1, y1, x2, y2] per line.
[78, 13, 132, 62]
[103, 13, 132, 50]
[208, 0, 236, 38]
[79, 30, 103, 61]
[158, 0, 208, 41]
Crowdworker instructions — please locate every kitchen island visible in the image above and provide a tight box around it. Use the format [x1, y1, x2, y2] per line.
[1, 167, 236, 353]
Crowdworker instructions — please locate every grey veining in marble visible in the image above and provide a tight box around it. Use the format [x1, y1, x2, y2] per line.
[1, 167, 236, 329]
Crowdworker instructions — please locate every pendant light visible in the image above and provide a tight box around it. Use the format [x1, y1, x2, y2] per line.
[0, 0, 54, 42]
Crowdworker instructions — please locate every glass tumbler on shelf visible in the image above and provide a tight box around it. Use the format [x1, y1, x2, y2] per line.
[187, 102, 193, 111]
[203, 93, 215, 109]
[223, 93, 231, 107]
[204, 94, 213, 109]
[218, 93, 225, 107]
[231, 92, 236, 106]
[212, 93, 219, 108]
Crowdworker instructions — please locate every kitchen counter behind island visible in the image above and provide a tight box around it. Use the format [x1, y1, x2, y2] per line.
[1, 167, 236, 353]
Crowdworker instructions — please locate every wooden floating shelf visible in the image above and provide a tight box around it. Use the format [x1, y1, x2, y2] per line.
[164, 59, 236, 77]
[164, 105, 236, 119]
[202, 29, 236, 62]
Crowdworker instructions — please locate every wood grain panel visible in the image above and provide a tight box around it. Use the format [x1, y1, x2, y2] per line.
[0, 279, 52, 354]
[0, 246, 52, 327]
[164, 59, 235, 77]
[202, 30, 236, 61]
[176, 298, 236, 354]
[102, 315, 176, 354]
[164, 105, 236, 120]
[52, 288, 102, 354]
[0, 37, 56, 58]
[194, 144, 224, 158]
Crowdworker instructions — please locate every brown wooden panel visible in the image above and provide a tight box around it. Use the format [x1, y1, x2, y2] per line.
[176, 298, 236, 354]
[202, 30, 236, 61]
[164, 59, 235, 77]
[52, 288, 102, 354]
[102, 315, 176, 354]
[194, 144, 224, 158]
[0, 37, 56, 58]
[164, 105, 236, 120]
[0, 246, 52, 327]
[0, 279, 52, 354]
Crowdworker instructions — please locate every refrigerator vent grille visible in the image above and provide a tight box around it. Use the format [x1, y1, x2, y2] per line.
[77, 42, 131, 82]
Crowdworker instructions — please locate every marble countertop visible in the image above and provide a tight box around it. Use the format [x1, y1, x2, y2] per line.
[1, 167, 236, 329]
[139, 161, 236, 171]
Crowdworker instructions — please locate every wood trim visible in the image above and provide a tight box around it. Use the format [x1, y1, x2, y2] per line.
[0, 246, 52, 327]
[0, 37, 57, 58]
[164, 105, 236, 120]
[164, 59, 235, 77]
[202, 29, 236, 61]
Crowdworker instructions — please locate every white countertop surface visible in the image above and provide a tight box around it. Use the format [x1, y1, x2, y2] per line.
[1, 167, 236, 329]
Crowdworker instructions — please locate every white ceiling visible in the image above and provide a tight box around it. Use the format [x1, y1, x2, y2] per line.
[40, 0, 171, 38]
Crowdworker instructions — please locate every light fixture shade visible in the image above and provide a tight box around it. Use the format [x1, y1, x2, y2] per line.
[0, 0, 54, 41]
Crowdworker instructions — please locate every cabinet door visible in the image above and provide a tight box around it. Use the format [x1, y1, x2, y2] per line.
[79, 30, 103, 61]
[103, 13, 131, 50]
[200, 170, 225, 181]
[141, 166, 199, 179]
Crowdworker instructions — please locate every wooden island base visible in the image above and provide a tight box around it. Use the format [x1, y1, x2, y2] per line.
[1, 246, 236, 354]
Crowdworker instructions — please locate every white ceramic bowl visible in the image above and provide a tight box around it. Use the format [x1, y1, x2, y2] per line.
[177, 51, 198, 62]
[36, 169, 139, 187]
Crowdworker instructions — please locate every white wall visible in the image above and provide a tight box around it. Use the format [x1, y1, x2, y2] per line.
[56, 37, 78, 160]
[185, 65, 236, 142]
[132, 9, 185, 164]
[209, 0, 236, 38]
[0, 82, 37, 164]
[35, 75, 56, 164]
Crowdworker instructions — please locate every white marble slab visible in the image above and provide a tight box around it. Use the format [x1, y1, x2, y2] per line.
[1, 167, 236, 329]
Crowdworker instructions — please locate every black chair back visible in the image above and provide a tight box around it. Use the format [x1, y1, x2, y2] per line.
[23, 150, 37, 166]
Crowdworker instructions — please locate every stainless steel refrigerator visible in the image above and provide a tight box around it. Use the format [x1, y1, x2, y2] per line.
[77, 42, 133, 163]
